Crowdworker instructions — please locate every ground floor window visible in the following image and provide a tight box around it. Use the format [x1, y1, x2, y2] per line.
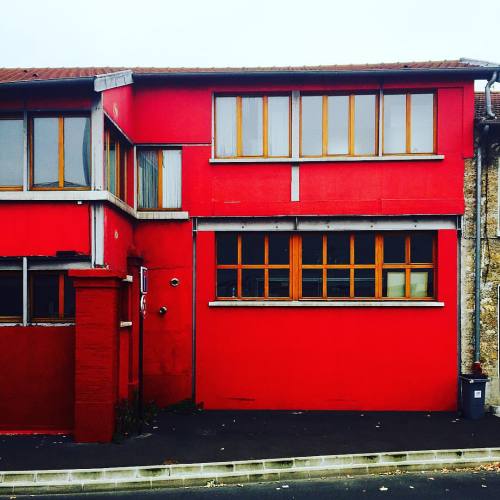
[0, 269, 75, 323]
[30, 272, 75, 321]
[0, 271, 23, 321]
[216, 231, 435, 301]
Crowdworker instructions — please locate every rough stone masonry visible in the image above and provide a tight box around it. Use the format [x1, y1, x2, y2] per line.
[461, 130, 500, 405]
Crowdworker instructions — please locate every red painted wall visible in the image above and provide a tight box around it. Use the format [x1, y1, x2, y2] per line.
[103, 205, 135, 273]
[0, 203, 91, 257]
[102, 85, 135, 140]
[134, 221, 193, 407]
[0, 326, 75, 431]
[195, 230, 458, 411]
[131, 80, 472, 218]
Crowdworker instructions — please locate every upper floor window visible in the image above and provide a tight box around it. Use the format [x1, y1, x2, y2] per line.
[216, 231, 435, 301]
[31, 115, 90, 189]
[383, 93, 435, 154]
[0, 116, 23, 189]
[105, 127, 129, 201]
[215, 96, 290, 158]
[301, 94, 378, 157]
[137, 148, 182, 210]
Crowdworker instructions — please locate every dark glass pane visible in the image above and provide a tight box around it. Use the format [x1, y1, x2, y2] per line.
[269, 233, 290, 265]
[410, 270, 434, 298]
[241, 233, 264, 264]
[354, 232, 375, 264]
[354, 269, 375, 297]
[242, 269, 264, 297]
[269, 269, 290, 297]
[302, 234, 323, 264]
[64, 117, 90, 188]
[327, 269, 350, 297]
[327, 233, 350, 264]
[302, 269, 322, 297]
[0, 119, 23, 186]
[32, 274, 59, 319]
[217, 269, 237, 298]
[0, 273, 23, 317]
[411, 233, 433, 263]
[382, 270, 405, 298]
[217, 233, 238, 264]
[33, 117, 59, 188]
[384, 234, 406, 263]
[64, 275, 76, 318]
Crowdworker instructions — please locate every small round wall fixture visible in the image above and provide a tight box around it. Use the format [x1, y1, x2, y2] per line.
[170, 277, 180, 287]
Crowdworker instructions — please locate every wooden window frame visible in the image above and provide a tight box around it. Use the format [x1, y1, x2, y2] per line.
[299, 93, 379, 158]
[214, 95, 292, 159]
[0, 114, 24, 191]
[29, 113, 91, 191]
[216, 232, 436, 301]
[30, 271, 74, 322]
[382, 91, 436, 156]
[105, 127, 128, 202]
[136, 147, 181, 212]
[0, 270, 23, 323]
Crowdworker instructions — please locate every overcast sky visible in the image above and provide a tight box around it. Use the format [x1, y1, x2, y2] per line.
[0, 0, 498, 88]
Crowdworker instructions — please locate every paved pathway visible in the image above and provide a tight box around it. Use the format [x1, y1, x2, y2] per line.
[2, 410, 500, 470]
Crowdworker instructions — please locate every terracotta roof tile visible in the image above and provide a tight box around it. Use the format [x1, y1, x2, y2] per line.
[0, 59, 496, 84]
[475, 92, 500, 119]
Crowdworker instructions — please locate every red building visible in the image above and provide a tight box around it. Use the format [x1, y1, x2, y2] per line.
[0, 60, 495, 442]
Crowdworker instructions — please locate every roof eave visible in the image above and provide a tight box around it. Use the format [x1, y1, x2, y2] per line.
[0, 76, 95, 91]
[133, 67, 500, 81]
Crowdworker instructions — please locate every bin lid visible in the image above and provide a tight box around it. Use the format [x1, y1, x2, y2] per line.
[460, 374, 490, 383]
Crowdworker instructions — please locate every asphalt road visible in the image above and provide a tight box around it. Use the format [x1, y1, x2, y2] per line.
[13, 470, 500, 499]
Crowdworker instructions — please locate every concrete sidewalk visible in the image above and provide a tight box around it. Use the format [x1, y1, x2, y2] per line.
[1, 410, 500, 471]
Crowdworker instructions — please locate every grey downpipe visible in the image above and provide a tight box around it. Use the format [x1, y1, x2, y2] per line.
[485, 71, 498, 119]
[474, 144, 483, 365]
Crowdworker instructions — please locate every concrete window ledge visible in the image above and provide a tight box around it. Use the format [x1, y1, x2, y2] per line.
[210, 155, 445, 164]
[208, 301, 445, 307]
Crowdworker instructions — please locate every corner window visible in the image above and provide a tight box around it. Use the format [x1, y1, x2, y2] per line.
[105, 127, 129, 201]
[31, 115, 90, 189]
[216, 231, 435, 301]
[30, 272, 75, 322]
[0, 117, 23, 188]
[300, 94, 378, 157]
[0, 271, 23, 322]
[215, 96, 290, 158]
[383, 93, 435, 154]
[137, 148, 182, 210]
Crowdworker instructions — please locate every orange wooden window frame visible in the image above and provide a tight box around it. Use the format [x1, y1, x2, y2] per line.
[216, 232, 436, 301]
[105, 128, 126, 201]
[300, 93, 379, 158]
[30, 271, 75, 322]
[214, 95, 292, 159]
[30, 114, 91, 191]
[382, 92, 436, 155]
[0, 271, 23, 322]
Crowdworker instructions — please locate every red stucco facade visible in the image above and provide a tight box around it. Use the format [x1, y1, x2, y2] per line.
[0, 64, 478, 440]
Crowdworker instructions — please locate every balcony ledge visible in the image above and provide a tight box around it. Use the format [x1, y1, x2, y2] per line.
[209, 155, 444, 164]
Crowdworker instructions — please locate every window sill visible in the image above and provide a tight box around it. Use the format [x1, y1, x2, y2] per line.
[0, 322, 75, 327]
[208, 300, 444, 307]
[209, 155, 444, 164]
[136, 211, 189, 220]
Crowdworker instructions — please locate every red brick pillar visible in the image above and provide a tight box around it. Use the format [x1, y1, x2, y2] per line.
[69, 270, 124, 443]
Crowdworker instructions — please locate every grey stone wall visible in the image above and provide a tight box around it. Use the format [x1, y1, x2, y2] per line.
[461, 141, 500, 405]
